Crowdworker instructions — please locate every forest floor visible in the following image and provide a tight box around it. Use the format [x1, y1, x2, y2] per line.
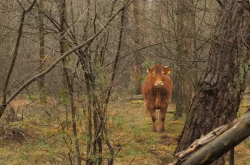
[0, 94, 250, 165]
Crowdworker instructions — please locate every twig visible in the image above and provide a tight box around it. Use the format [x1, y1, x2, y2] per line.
[0, 0, 132, 119]
[1, 0, 37, 118]
[216, 0, 224, 8]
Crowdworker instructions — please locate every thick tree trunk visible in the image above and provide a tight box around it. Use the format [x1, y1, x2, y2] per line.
[176, 1, 250, 165]
[170, 110, 250, 165]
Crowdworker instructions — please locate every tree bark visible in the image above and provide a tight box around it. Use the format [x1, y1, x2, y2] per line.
[170, 110, 250, 165]
[132, 1, 144, 95]
[176, 1, 250, 165]
[38, 0, 46, 103]
[174, 0, 194, 119]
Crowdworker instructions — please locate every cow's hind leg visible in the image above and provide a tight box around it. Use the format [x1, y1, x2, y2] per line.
[159, 108, 167, 132]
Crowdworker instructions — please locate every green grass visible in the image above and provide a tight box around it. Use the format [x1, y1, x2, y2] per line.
[2, 94, 250, 164]
[105, 100, 184, 164]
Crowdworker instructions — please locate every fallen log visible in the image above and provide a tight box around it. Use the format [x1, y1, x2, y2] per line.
[169, 109, 250, 165]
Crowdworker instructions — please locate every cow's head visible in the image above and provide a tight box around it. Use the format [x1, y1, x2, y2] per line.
[147, 64, 173, 88]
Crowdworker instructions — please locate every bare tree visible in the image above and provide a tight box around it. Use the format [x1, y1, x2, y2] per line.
[57, 0, 81, 164]
[0, 0, 37, 118]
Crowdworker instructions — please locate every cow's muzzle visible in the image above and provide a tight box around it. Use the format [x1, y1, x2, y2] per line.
[154, 81, 164, 88]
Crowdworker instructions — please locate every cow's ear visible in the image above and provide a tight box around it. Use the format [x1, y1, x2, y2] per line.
[165, 68, 173, 75]
[147, 68, 153, 73]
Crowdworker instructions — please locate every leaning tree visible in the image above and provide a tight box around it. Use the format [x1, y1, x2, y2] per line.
[176, 0, 250, 164]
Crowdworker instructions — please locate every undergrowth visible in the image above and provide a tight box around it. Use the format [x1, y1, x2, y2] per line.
[1, 94, 250, 164]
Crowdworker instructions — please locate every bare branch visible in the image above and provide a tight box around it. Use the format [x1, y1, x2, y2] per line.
[0, 0, 133, 118]
[16, 0, 25, 11]
[216, 0, 224, 8]
[26, 0, 37, 12]
[1, 0, 37, 110]
[242, 0, 250, 12]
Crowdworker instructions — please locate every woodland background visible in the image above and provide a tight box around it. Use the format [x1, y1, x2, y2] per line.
[0, 0, 250, 165]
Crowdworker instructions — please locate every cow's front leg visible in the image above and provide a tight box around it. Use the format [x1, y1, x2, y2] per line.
[148, 109, 157, 132]
[159, 107, 167, 132]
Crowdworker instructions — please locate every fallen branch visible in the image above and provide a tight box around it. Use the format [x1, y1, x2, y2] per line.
[169, 109, 250, 165]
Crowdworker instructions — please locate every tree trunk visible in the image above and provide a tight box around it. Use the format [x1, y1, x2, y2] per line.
[170, 110, 250, 165]
[133, 1, 144, 95]
[174, 0, 194, 119]
[38, 0, 46, 104]
[59, 1, 81, 165]
[176, 1, 250, 165]
[0, 0, 37, 119]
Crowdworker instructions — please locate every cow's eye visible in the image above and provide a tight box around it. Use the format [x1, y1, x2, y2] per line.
[152, 73, 155, 76]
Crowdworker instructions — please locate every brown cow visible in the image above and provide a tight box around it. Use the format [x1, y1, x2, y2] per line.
[141, 64, 173, 132]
